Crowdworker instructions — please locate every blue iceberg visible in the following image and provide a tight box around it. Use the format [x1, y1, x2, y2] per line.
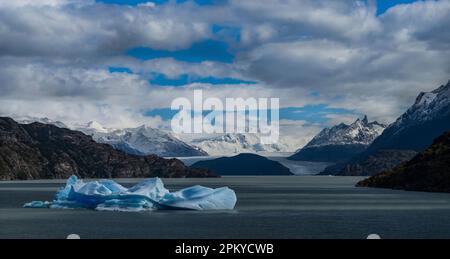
[24, 176, 237, 212]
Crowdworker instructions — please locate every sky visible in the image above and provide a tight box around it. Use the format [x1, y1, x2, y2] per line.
[0, 0, 449, 150]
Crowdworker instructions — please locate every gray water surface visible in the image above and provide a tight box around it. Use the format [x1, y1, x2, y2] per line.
[1, 176, 450, 239]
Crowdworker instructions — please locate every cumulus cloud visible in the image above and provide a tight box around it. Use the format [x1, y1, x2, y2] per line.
[229, 0, 382, 44]
[232, 0, 450, 121]
[0, 0, 449, 147]
[0, 1, 211, 57]
[0, 56, 299, 127]
[0, 0, 88, 8]
[108, 57, 245, 80]
[381, 0, 450, 51]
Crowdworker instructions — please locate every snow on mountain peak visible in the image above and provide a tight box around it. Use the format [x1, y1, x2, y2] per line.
[77, 124, 207, 157]
[189, 133, 288, 156]
[10, 116, 207, 157]
[392, 80, 450, 129]
[416, 92, 437, 106]
[304, 116, 386, 148]
[86, 121, 108, 133]
[16, 116, 68, 129]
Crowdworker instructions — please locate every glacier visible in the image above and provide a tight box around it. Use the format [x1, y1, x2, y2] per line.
[24, 176, 237, 212]
[76, 122, 208, 157]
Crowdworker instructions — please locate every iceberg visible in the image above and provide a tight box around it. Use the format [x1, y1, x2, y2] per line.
[24, 176, 237, 212]
[23, 201, 51, 208]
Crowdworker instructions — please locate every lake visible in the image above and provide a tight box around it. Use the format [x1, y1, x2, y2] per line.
[1, 176, 450, 239]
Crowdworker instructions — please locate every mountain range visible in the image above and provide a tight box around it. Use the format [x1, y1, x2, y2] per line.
[188, 133, 288, 156]
[322, 80, 450, 176]
[76, 122, 208, 157]
[289, 116, 386, 163]
[17, 116, 68, 129]
[17, 118, 290, 157]
[10, 79, 450, 179]
[0, 117, 215, 180]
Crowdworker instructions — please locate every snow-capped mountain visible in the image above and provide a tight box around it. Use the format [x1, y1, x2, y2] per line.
[82, 121, 109, 134]
[388, 80, 450, 135]
[77, 122, 208, 157]
[305, 116, 386, 149]
[16, 116, 68, 129]
[322, 79, 450, 176]
[289, 116, 386, 162]
[358, 79, 450, 154]
[188, 133, 288, 156]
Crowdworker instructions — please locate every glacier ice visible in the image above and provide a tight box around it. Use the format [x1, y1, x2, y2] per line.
[24, 175, 237, 212]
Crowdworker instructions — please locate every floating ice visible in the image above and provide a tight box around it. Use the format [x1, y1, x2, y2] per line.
[23, 201, 51, 208]
[24, 176, 237, 212]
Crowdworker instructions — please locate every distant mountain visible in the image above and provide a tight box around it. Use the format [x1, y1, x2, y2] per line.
[189, 133, 288, 156]
[357, 132, 450, 193]
[0, 117, 216, 180]
[289, 116, 386, 162]
[77, 122, 208, 157]
[323, 80, 450, 176]
[17, 116, 68, 129]
[77, 121, 109, 135]
[190, 153, 294, 176]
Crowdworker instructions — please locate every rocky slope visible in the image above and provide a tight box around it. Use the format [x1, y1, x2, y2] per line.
[323, 80, 450, 176]
[289, 116, 386, 162]
[357, 132, 450, 193]
[0, 117, 216, 180]
[333, 150, 418, 176]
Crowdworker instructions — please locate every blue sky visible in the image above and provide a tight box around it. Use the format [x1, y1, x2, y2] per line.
[127, 40, 235, 63]
[148, 73, 256, 86]
[376, 0, 420, 14]
[98, 0, 421, 13]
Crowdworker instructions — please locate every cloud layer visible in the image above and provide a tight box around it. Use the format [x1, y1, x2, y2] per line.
[0, 0, 449, 148]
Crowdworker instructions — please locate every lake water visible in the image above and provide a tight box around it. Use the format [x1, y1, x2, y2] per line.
[1, 176, 450, 239]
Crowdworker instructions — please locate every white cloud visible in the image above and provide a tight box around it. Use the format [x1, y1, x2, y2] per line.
[116, 57, 244, 80]
[0, 1, 211, 57]
[0, 0, 89, 8]
[381, 0, 450, 51]
[233, 1, 450, 122]
[0, 0, 449, 148]
[278, 119, 322, 151]
[228, 0, 382, 43]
